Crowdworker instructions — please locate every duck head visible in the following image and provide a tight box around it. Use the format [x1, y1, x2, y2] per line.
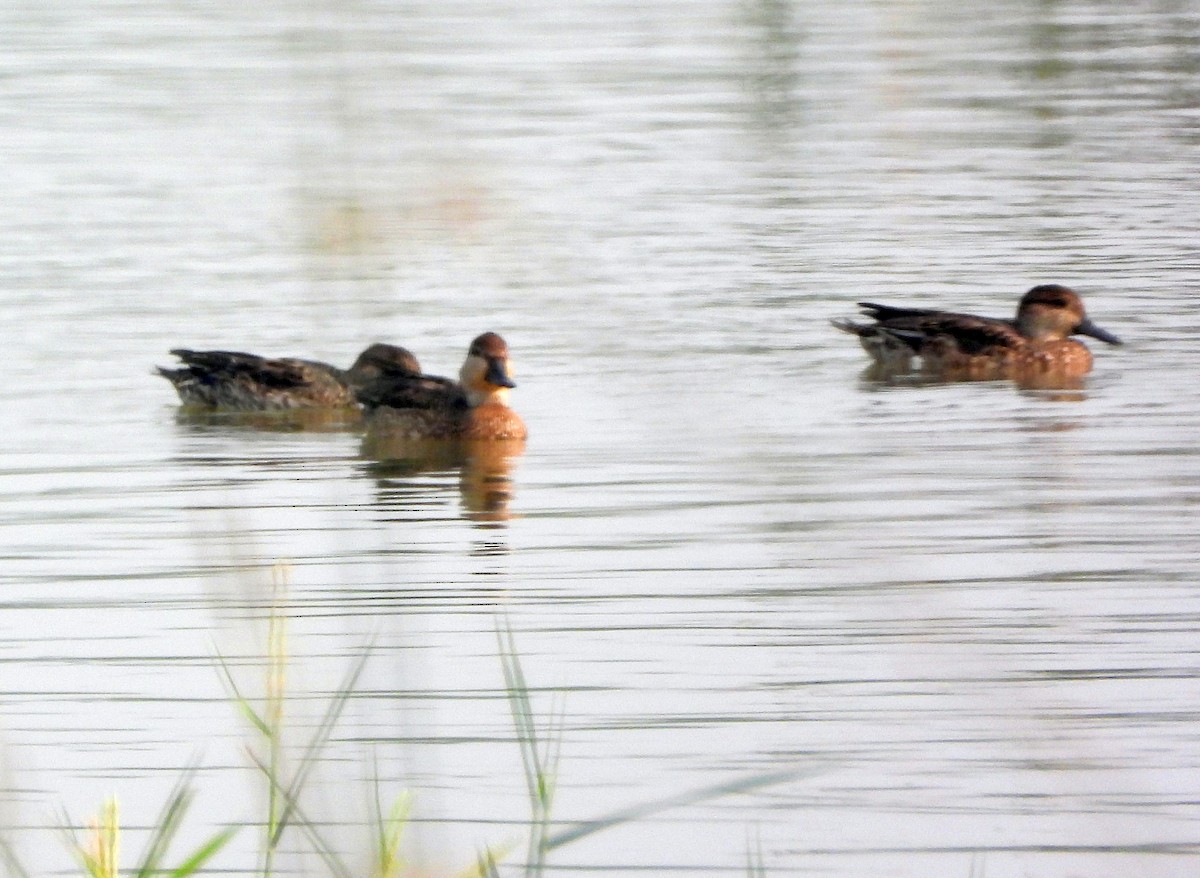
[1016, 285, 1122, 345]
[459, 332, 517, 406]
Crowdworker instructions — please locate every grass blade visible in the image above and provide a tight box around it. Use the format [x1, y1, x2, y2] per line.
[0, 835, 32, 878]
[213, 648, 272, 739]
[746, 826, 766, 878]
[970, 851, 987, 878]
[270, 643, 373, 848]
[245, 747, 354, 878]
[369, 758, 411, 878]
[545, 767, 821, 850]
[62, 798, 120, 878]
[468, 846, 503, 878]
[452, 838, 516, 878]
[168, 827, 239, 878]
[134, 767, 198, 878]
[495, 619, 562, 877]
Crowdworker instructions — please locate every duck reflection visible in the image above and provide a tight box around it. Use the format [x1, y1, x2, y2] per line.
[360, 433, 525, 525]
[855, 364, 1090, 399]
[171, 406, 368, 433]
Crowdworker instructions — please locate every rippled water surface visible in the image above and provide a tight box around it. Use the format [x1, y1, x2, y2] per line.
[2, 1, 1199, 875]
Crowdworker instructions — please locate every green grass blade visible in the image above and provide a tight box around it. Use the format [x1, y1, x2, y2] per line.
[545, 767, 822, 850]
[125, 764, 238, 878]
[0, 835, 33, 878]
[746, 826, 766, 878]
[970, 851, 987, 878]
[214, 649, 272, 738]
[453, 838, 516, 878]
[369, 759, 411, 878]
[376, 795, 412, 877]
[245, 747, 355, 878]
[496, 624, 540, 808]
[134, 767, 198, 878]
[495, 618, 565, 878]
[167, 827, 239, 878]
[469, 846, 503, 878]
[60, 799, 119, 878]
[270, 644, 373, 847]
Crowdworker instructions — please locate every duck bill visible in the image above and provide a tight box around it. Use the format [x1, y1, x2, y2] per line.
[1075, 318, 1123, 346]
[485, 358, 517, 388]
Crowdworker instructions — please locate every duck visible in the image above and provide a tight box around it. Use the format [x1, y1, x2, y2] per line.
[158, 343, 422, 411]
[357, 332, 527, 440]
[833, 284, 1122, 380]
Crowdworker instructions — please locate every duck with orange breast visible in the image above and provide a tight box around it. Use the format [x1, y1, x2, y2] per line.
[357, 332, 528, 440]
[834, 284, 1122, 381]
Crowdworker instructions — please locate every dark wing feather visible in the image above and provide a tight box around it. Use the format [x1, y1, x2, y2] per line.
[170, 349, 269, 370]
[899, 314, 1024, 354]
[857, 302, 944, 322]
[855, 307, 1024, 354]
[170, 349, 329, 390]
[356, 373, 467, 411]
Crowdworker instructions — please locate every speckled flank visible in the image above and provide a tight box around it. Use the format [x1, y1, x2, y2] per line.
[920, 335, 1095, 381]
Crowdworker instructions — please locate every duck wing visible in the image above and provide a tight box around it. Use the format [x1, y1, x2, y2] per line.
[856, 306, 1024, 354]
[857, 302, 945, 322]
[169, 349, 336, 390]
[356, 373, 467, 411]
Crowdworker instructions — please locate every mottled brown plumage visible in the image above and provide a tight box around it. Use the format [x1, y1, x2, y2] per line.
[158, 343, 421, 411]
[833, 285, 1121, 381]
[360, 332, 528, 441]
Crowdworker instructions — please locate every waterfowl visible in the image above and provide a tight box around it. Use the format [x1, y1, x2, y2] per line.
[358, 332, 527, 440]
[833, 284, 1122, 380]
[158, 343, 421, 411]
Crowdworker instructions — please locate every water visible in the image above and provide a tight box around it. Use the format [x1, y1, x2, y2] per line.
[1, 1, 1199, 875]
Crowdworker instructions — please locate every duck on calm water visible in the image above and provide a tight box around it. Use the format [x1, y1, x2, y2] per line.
[157, 343, 421, 411]
[357, 332, 527, 441]
[833, 284, 1122, 381]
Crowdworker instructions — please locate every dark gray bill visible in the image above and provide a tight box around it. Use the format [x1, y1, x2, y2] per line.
[1075, 317, 1122, 345]
[485, 358, 517, 387]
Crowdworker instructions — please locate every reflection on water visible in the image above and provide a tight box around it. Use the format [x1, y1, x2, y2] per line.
[173, 407, 367, 433]
[362, 434, 525, 525]
[2, 0, 1200, 876]
[855, 362, 1092, 394]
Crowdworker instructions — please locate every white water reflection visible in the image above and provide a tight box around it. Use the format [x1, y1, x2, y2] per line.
[1, 1, 1199, 876]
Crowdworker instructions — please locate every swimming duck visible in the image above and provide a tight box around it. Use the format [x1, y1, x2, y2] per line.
[833, 284, 1122, 380]
[158, 343, 421, 410]
[358, 332, 528, 440]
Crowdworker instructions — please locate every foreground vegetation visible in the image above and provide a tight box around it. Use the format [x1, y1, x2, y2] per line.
[2, 571, 796, 877]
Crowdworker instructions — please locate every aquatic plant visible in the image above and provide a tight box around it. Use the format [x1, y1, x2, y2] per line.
[1, 567, 802, 877]
[745, 827, 766, 878]
[369, 778, 412, 878]
[56, 772, 235, 878]
[215, 563, 388, 878]
[494, 617, 803, 876]
[497, 620, 562, 877]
